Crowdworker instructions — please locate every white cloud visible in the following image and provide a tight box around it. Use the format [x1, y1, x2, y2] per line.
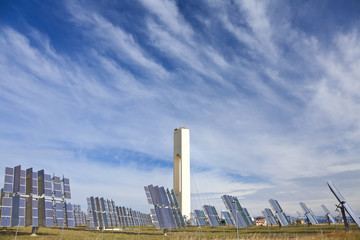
[0, 146, 172, 212]
[66, 0, 168, 80]
[139, 0, 193, 40]
[0, 0, 360, 217]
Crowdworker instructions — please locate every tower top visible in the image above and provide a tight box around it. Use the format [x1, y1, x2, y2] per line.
[174, 126, 187, 131]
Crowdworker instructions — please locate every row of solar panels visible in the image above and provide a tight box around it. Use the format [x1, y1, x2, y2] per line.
[263, 199, 338, 226]
[144, 185, 186, 229]
[262, 208, 277, 225]
[299, 202, 319, 225]
[0, 166, 75, 228]
[268, 199, 289, 226]
[0, 194, 75, 228]
[194, 209, 207, 226]
[203, 205, 221, 227]
[321, 204, 336, 224]
[190, 208, 240, 227]
[193, 181, 358, 229]
[87, 196, 152, 229]
[73, 204, 87, 226]
[263, 182, 360, 228]
[2, 166, 71, 199]
[191, 205, 250, 228]
[195, 199, 335, 228]
[221, 195, 253, 228]
[144, 186, 255, 229]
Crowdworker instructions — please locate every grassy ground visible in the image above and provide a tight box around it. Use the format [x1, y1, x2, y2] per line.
[0, 224, 359, 240]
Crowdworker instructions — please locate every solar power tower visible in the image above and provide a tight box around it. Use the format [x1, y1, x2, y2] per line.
[0, 165, 75, 230]
[299, 202, 318, 225]
[86, 196, 151, 229]
[144, 184, 186, 230]
[173, 127, 191, 219]
[321, 204, 336, 224]
[327, 181, 360, 230]
[262, 208, 277, 225]
[268, 199, 290, 226]
[203, 205, 221, 227]
[221, 195, 253, 228]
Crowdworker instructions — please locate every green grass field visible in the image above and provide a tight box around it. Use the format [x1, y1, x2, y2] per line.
[1, 224, 359, 240]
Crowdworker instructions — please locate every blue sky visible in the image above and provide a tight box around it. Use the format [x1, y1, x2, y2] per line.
[1, 0, 360, 217]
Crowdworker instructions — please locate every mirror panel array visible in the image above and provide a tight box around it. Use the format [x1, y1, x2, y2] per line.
[167, 188, 186, 228]
[222, 195, 253, 228]
[243, 208, 252, 225]
[0, 166, 76, 228]
[144, 184, 186, 229]
[203, 205, 221, 227]
[86, 196, 151, 229]
[194, 209, 208, 226]
[299, 202, 318, 225]
[145, 185, 175, 229]
[222, 211, 234, 226]
[262, 208, 277, 225]
[327, 181, 360, 227]
[268, 199, 289, 226]
[188, 213, 197, 226]
[321, 204, 336, 223]
[73, 204, 87, 226]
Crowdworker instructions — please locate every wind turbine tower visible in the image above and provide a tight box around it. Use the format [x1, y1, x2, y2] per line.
[173, 127, 191, 219]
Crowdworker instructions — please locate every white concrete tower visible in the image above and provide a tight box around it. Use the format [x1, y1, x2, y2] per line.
[173, 127, 191, 219]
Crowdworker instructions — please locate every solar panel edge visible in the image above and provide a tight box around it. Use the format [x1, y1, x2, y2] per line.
[343, 202, 360, 227]
[327, 181, 346, 203]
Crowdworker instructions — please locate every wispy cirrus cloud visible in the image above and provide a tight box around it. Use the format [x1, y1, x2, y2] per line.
[0, 0, 359, 216]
